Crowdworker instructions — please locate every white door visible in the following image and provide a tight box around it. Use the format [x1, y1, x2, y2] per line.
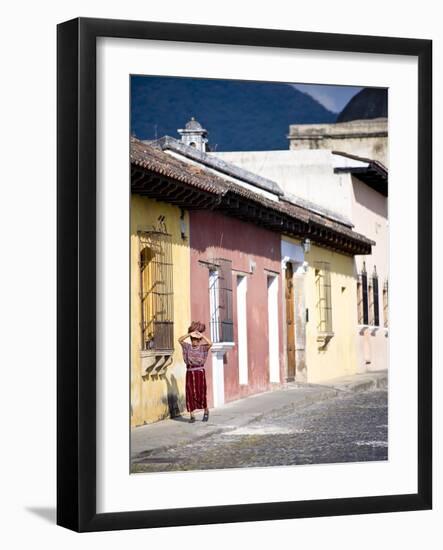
[209, 269, 219, 342]
[267, 274, 280, 383]
[236, 275, 248, 385]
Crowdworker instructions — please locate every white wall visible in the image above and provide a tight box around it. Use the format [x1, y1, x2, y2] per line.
[0, 2, 441, 549]
[236, 274, 249, 385]
[215, 149, 354, 223]
[267, 274, 280, 383]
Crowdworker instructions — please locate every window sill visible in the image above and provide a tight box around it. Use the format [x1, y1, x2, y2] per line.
[211, 342, 235, 354]
[140, 349, 173, 375]
[358, 325, 384, 334]
[141, 349, 174, 356]
[316, 332, 334, 347]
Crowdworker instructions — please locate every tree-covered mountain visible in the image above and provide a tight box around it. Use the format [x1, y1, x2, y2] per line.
[336, 87, 388, 122]
[131, 76, 336, 152]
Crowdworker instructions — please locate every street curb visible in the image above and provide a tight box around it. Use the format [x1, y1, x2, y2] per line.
[131, 372, 388, 462]
[326, 372, 388, 393]
[132, 387, 340, 461]
[131, 426, 228, 462]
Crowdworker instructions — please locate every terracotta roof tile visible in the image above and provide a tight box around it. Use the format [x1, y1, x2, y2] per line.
[131, 138, 228, 195]
[131, 138, 374, 249]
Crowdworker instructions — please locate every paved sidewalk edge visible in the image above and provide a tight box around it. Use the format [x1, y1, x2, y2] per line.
[131, 387, 339, 459]
[131, 370, 388, 460]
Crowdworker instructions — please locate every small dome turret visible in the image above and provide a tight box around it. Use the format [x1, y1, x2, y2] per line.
[178, 117, 209, 152]
[185, 117, 204, 131]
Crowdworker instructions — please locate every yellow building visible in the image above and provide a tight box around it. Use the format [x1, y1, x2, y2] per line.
[130, 195, 190, 427]
[305, 244, 358, 382]
[281, 236, 359, 384]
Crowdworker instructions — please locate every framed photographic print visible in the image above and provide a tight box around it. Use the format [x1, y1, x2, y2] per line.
[57, 17, 432, 532]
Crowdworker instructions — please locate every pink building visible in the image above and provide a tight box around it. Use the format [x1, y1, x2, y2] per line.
[189, 210, 284, 408]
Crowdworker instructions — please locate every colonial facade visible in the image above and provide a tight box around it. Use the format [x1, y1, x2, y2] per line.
[216, 139, 388, 378]
[189, 210, 283, 407]
[332, 151, 388, 372]
[280, 236, 360, 384]
[131, 123, 374, 425]
[130, 195, 191, 427]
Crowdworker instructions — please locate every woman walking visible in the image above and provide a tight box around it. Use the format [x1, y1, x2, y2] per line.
[178, 321, 212, 423]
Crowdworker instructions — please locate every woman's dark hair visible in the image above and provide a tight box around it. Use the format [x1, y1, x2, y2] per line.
[188, 321, 205, 334]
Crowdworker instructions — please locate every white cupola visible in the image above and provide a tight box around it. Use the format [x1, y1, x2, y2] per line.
[177, 117, 208, 152]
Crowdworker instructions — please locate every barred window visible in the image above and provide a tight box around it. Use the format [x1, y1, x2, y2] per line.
[368, 279, 374, 326]
[314, 261, 333, 333]
[358, 264, 369, 325]
[209, 258, 234, 343]
[357, 277, 363, 324]
[139, 226, 173, 352]
[383, 280, 389, 328]
[372, 270, 380, 326]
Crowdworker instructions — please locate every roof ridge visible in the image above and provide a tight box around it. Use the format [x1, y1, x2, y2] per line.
[130, 138, 375, 252]
[149, 136, 285, 197]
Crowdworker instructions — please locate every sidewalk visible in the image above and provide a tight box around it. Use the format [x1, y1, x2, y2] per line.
[131, 370, 387, 459]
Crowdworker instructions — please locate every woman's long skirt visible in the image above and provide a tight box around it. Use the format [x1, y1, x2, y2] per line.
[185, 367, 207, 412]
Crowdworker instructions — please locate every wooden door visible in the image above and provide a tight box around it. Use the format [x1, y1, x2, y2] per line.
[285, 263, 296, 380]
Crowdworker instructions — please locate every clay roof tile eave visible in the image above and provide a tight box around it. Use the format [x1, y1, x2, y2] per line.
[130, 139, 374, 253]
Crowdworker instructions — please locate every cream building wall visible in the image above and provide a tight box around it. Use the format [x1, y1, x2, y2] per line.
[130, 195, 190, 427]
[351, 175, 389, 372]
[213, 150, 354, 224]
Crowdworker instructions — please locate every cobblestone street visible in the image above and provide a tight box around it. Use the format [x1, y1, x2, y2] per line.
[132, 389, 388, 473]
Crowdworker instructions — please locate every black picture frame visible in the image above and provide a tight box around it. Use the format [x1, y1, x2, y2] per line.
[57, 17, 432, 532]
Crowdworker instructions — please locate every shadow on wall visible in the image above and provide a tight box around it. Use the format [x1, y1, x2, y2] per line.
[308, 248, 356, 280]
[131, 226, 190, 251]
[130, 197, 191, 251]
[164, 374, 185, 418]
[351, 175, 388, 218]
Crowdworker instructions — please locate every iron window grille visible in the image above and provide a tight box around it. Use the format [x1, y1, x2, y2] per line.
[314, 261, 333, 334]
[383, 279, 389, 328]
[372, 269, 380, 326]
[359, 263, 369, 325]
[209, 258, 234, 343]
[368, 279, 374, 326]
[357, 277, 363, 324]
[138, 223, 174, 352]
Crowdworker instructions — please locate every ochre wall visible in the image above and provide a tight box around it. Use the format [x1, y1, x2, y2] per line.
[190, 210, 284, 407]
[130, 195, 190, 427]
[304, 244, 359, 383]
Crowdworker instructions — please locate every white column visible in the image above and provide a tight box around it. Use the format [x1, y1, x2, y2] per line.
[267, 274, 280, 383]
[211, 342, 235, 407]
[294, 262, 308, 382]
[236, 275, 248, 385]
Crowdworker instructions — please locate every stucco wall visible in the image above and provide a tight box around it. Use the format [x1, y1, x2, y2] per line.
[130, 195, 190, 426]
[189, 210, 284, 407]
[288, 118, 388, 167]
[213, 149, 353, 224]
[351, 175, 389, 372]
[304, 244, 359, 383]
